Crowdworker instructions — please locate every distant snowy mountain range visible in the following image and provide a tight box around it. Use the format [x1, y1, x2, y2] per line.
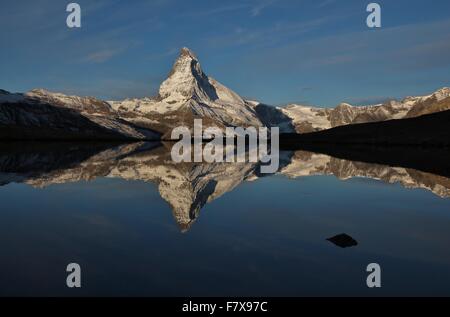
[255, 87, 450, 133]
[1, 47, 449, 139]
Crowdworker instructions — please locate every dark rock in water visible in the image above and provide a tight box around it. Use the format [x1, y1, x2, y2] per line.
[327, 233, 358, 248]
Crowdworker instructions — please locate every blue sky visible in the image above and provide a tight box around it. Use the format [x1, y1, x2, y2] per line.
[1, 0, 449, 107]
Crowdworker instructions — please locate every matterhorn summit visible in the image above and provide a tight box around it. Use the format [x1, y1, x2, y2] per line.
[110, 47, 263, 136]
[158, 47, 217, 104]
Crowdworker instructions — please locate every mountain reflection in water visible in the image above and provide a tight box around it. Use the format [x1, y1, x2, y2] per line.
[1, 142, 449, 232]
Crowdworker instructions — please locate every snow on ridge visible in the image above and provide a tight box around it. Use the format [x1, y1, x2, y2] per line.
[276, 86, 450, 133]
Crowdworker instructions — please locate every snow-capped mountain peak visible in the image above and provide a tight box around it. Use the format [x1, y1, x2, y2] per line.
[111, 47, 263, 132]
[158, 47, 216, 103]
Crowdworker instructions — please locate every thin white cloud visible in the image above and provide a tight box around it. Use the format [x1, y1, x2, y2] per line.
[205, 17, 332, 49]
[317, 0, 336, 8]
[84, 48, 124, 63]
[240, 18, 450, 72]
[179, 3, 249, 18]
[250, 0, 277, 17]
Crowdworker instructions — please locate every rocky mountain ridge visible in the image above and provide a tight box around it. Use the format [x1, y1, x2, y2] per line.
[0, 89, 160, 140]
[1, 47, 449, 138]
[255, 87, 450, 133]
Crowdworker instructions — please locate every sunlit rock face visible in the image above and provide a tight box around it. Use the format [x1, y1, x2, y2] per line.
[159, 48, 217, 105]
[110, 47, 263, 138]
[1, 143, 450, 232]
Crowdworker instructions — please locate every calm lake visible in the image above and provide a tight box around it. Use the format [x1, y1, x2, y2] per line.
[1, 142, 450, 296]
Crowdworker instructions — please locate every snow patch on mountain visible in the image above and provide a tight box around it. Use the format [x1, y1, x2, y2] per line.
[0, 89, 160, 140]
[282, 105, 331, 132]
[26, 89, 115, 116]
[277, 87, 450, 133]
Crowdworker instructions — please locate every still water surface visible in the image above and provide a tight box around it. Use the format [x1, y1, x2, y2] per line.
[1, 142, 450, 296]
